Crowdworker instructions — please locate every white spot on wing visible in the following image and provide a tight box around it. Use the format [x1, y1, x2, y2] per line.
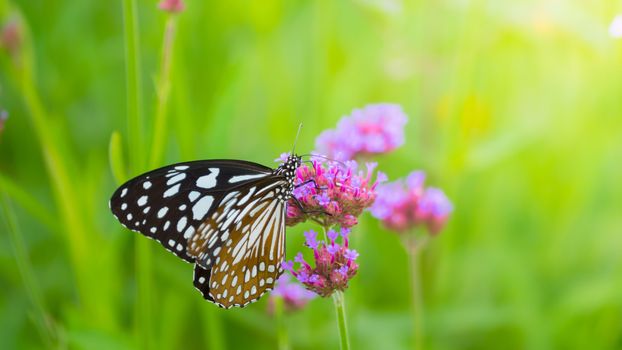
[167, 173, 186, 185]
[196, 168, 220, 189]
[183, 226, 195, 239]
[237, 187, 256, 206]
[157, 207, 169, 218]
[192, 195, 214, 220]
[189, 191, 200, 202]
[228, 173, 267, 183]
[137, 195, 148, 206]
[163, 184, 181, 197]
[143, 181, 152, 189]
[177, 216, 187, 232]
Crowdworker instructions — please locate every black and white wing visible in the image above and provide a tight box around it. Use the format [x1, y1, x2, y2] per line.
[109, 160, 273, 262]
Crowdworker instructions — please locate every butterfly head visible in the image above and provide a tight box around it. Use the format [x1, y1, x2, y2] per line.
[275, 154, 302, 185]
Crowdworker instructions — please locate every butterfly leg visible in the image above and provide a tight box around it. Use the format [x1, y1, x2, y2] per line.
[291, 196, 332, 216]
[295, 179, 327, 191]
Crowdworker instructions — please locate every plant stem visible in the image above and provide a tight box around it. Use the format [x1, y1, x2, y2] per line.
[274, 297, 290, 350]
[149, 15, 177, 168]
[332, 290, 351, 350]
[122, 0, 151, 348]
[407, 235, 428, 350]
[1, 194, 59, 347]
[122, 0, 144, 174]
[323, 225, 351, 349]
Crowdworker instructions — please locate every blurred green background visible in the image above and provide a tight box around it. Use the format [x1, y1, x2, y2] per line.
[1, 0, 622, 349]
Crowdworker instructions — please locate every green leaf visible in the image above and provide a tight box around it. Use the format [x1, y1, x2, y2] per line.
[108, 131, 127, 185]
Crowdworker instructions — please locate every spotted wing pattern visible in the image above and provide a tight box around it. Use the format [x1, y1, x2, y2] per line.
[191, 179, 287, 308]
[110, 156, 301, 309]
[109, 160, 272, 262]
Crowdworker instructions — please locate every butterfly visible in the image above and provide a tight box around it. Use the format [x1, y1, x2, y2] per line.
[109, 154, 302, 308]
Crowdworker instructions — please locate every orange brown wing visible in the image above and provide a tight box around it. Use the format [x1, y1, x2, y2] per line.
[191, 180, 287, 308]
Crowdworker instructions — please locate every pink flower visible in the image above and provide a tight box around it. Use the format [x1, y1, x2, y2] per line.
[315, 104, 408, 161]
[286, 158, 381, 228]
[158, 0, 185, 13]
[370, 171, 452, 235]
[0, 19, 22, 59]
[269, 274, 316, 312]
[284, 229, 359, 297]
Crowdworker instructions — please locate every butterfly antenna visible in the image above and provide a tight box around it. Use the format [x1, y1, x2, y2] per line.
[300, 153, 347, 167]
[291, 122, 303, 155]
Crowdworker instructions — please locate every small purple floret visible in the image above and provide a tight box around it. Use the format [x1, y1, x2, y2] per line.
[287, 230, 359, 297]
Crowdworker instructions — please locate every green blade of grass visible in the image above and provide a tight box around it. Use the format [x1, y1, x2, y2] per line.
[109, 131, 128, 186]
[122, 1, 152, 348]
[0, 173, 59, 232]
[1, 194, 59, 347]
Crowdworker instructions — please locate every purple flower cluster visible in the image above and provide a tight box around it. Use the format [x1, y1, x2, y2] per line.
[158, 0, 185, 13]
[315, 104, 408, 161]
[370, 171, 453, 234]
[285, 159, 382, 228]
[269, 274, 316, 312]
[283, 229, 359, 297]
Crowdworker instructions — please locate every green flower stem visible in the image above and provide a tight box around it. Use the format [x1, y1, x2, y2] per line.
[122, 0, 151, 348]
[1, 194, 58, 347]
[122, 0, 144, 173]
[332, 290, 351, 350]
[406, 234, 428, 350]
[274, 297, 290, 350]
[323, 225, 351, 350]
[149, 15, 177, 168]
[108, 131, 127, 185]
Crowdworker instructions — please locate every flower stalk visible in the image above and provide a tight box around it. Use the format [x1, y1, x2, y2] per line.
[274, 297, 290, 350]
[405, 234, 428, 350]
[149, 14, 177, 168]
[121, 0, 151, 348]
[332, 290, 351, 350]
[1, 194, 59, 347]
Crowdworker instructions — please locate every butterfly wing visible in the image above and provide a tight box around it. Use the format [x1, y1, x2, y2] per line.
[109, 160, 273, 262]
[190, 177, 288, 308]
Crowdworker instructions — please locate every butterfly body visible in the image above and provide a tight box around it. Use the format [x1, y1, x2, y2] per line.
[109, 155, 302, 308]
